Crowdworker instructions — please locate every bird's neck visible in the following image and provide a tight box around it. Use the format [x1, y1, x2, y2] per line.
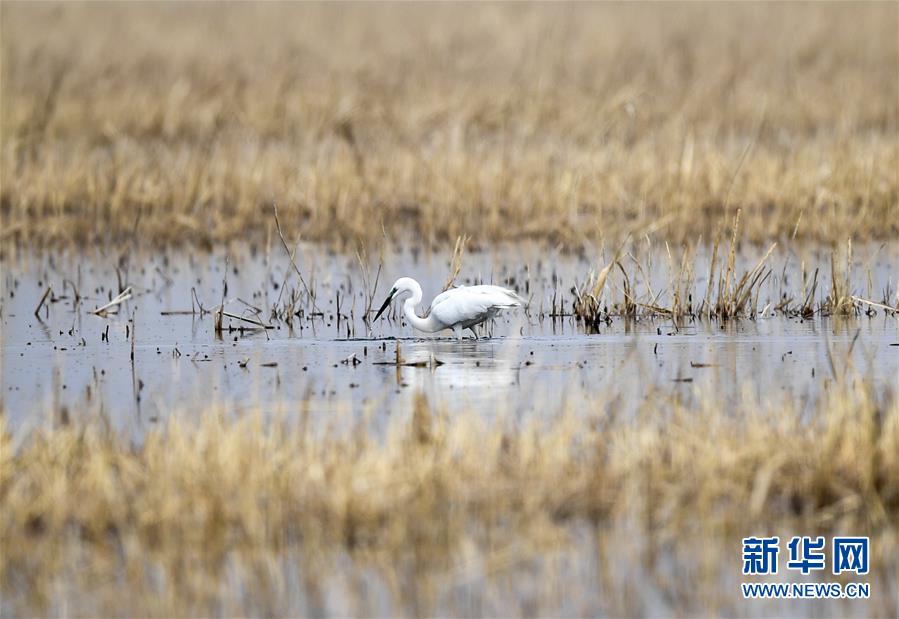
[403, 299, 441, 333]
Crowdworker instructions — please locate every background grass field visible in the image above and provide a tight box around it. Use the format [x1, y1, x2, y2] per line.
[2, 2, 897, 248]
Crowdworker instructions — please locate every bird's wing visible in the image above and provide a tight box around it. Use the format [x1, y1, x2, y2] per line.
[429, 285, 524, 326]
[467, 285, 526, 306]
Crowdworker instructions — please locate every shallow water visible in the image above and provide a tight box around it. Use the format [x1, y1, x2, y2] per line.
[2, 243, 897, 437]
[2, 243, 898, 616]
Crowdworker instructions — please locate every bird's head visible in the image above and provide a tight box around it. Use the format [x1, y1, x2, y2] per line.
[373, 278, 418, 321]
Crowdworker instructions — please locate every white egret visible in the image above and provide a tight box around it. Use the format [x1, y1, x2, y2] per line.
[372, 277, 525, 340]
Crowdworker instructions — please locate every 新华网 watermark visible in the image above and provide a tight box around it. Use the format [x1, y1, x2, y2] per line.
[740, 536, 869, 599]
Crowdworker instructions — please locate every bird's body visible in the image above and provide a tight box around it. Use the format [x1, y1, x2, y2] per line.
[373, 277, 525, 339]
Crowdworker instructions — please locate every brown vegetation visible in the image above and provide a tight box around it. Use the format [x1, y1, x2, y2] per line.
[573, 216, 899, 324]
[1, 375, 897, 615]
[2, 3, 897, 249]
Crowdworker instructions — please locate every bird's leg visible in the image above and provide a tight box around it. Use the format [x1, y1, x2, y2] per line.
[468, 326, 479, 340]
[453, 325, 463, 341]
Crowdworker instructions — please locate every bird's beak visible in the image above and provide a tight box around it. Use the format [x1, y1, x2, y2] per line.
[373, 288, 396, 321]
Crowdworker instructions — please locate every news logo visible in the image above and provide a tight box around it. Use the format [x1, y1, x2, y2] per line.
[740, 536, 869, 599]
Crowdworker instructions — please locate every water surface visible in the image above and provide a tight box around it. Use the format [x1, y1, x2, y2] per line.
[3, 244, 897, 437]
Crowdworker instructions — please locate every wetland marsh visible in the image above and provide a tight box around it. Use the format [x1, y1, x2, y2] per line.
[2, 241, 898, 616]
[2, 2, 898, 617]
[3, 242, 898, 436]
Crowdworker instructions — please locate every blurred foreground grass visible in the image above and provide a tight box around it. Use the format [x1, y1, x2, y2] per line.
[1, 2, 897, 249]
[1, 377, 897, 615]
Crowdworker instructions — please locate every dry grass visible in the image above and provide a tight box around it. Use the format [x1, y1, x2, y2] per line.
[2, 3, 897, 249]
[1, 377, 897, 615]
[572, 213, 899, 323]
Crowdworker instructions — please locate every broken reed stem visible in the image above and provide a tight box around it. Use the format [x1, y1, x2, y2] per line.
[214, 256, 227, 334]
[92, 286, 132, 316]
[442, 235, 468, 292]
[851, 296, 898, 313]
[33, 286, 52, 318]
[220, 311, 275, 329]
[800, 265, 819, 316]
